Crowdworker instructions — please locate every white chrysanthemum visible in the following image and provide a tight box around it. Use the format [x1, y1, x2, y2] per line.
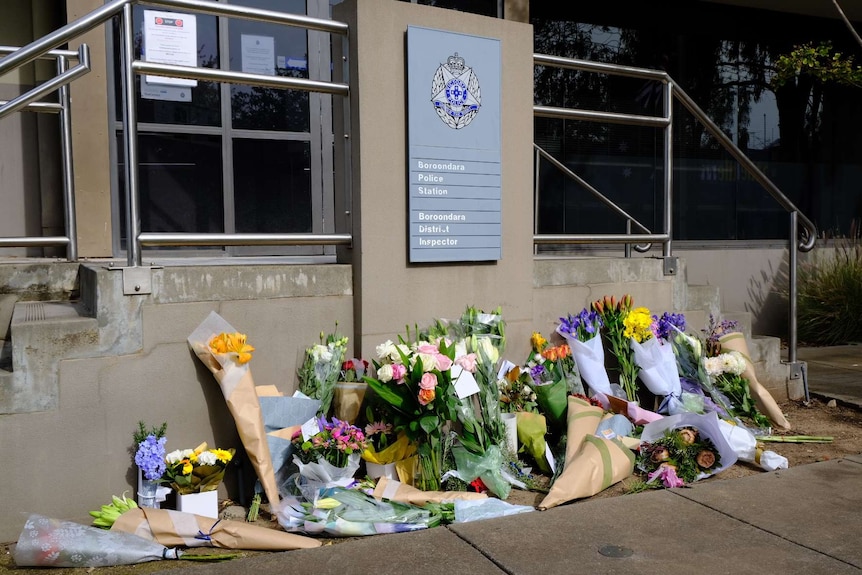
[722, 350, 747, 375]
[196, 450, 217, 466]
[704, 356, 724, 377]
[376, 339, 395, 361]
[165, 449, 193, 464]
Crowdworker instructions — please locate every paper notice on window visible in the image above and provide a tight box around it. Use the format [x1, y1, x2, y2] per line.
[241, 35, 275, 76]
[141, 79, 191, 102]
[143, 10, 198, 87]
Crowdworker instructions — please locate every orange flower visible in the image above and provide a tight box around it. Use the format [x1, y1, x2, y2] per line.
[418, 387, 436, 406]
[209, 331, 255, 365]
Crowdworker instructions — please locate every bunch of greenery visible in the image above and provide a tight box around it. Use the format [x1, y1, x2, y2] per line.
[793, 242, 862, 345]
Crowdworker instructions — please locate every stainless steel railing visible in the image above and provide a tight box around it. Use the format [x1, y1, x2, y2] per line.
[0, 0, 352, 266]
[0, 45, 88, 261]
[532, 53, 816, 396]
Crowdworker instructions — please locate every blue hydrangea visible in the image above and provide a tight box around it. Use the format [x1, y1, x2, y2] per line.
[135, 434, 167, 480]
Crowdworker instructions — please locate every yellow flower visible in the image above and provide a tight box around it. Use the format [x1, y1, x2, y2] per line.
[623, 307, 653, 343]
[209, 332, 255, 365]
[314, 497, 342, 509]
[181, 459, 193, 475]
[530, 332, 547, 352]
[211, 448, 233, 464]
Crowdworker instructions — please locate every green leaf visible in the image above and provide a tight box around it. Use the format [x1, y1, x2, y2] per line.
[364, 377, 407, 410]
[419, 414, 439, 435]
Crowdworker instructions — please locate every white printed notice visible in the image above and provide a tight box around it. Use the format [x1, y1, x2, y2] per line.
[241, 35, 275, 76]
[143, 10, 198, 87]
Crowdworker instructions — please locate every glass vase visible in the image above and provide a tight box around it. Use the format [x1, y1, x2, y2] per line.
[138, 478, 160, 508]
[412, 433, 442, 492]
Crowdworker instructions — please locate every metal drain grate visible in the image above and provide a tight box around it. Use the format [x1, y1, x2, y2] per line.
[22, 302, 46, 322]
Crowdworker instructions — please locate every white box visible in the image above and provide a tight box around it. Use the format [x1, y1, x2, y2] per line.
[176, 490, 219, 518]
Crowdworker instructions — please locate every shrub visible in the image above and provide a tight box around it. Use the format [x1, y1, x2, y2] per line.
[795, 242, 862, 345]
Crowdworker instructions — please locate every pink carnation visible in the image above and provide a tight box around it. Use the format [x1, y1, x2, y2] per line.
[391, 363, 407, 381]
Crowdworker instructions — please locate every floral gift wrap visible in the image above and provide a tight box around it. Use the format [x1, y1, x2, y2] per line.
[637, 411, 738, 488]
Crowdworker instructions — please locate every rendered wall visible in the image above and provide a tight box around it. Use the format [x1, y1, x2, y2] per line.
[335, 0, 537, 361]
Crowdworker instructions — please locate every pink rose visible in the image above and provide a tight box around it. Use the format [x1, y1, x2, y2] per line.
[455, 353, 478, 373]
[419, 372, 438, 390]
[435, 353, 453, 371]
[416, 343, 440, 355]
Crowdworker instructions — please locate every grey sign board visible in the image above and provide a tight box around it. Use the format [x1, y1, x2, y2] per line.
[406, 26, 502, 263]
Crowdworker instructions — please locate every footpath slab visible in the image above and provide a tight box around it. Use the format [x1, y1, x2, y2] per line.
[674, 457, 862, 569]
[451, 484, 860, 575]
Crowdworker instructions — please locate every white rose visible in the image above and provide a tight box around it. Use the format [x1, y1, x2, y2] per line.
[418, 352, 437, 372]
[393, 343, 411, 363]
[377, 363, 394, 383]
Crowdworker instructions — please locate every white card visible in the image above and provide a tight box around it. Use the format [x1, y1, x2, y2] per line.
[452, 365, 480, 399]
[497, 359, 517, 380]
[300, 417, 320, 441]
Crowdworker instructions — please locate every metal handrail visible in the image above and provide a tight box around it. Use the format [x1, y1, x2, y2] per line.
[532, 52, 815, 397]
[0, 45, 84, 261]
[0, 0, 351, 266]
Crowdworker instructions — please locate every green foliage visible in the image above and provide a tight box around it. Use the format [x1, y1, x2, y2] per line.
[794, 242, 862, 345]
[772, 42, 862, 90]
[132, 420, 167, 446]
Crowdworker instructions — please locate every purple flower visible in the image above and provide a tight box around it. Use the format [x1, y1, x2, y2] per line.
[654, 312, 686, 341]
[558, 308, 603, 342]
[135, 434, 167, 480]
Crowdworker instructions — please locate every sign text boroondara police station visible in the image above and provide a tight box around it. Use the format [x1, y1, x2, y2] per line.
[407, 26, 502, 263]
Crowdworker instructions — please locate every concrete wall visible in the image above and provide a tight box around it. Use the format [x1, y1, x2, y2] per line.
[335, 0, 537, 362]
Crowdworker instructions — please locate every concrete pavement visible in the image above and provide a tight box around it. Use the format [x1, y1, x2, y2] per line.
[150, 347, 862, 575]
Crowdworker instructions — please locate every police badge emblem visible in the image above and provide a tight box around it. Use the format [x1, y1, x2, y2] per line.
[431, 52, 481, 129]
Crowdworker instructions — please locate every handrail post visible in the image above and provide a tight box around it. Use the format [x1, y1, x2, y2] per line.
[534, 146, 540, 256]
[663, 81, 673, 258]
[57, 53, 78, 262]
[788, 210, 810, 401]
[121, 4, 142, 267]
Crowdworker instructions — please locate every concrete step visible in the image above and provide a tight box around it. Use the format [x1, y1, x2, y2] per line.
[1, 300, 99, 413]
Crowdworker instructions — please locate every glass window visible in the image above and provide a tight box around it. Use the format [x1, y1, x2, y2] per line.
[114, 6, 221, 127]
[233, 139, 312, 232]
[532, 3, 862, 241]
[228, 0, 311, 132]
[117, 132, 224, 242]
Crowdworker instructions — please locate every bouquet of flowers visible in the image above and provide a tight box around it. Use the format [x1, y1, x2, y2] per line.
[135, 434, 167, 482]
[497, 365, 538, 413]
[298, 329, 349, 417]
[636, 411, 737, 487]
[363, 334, 458, 491]
[341, 358, 369, 382]
[290, 415, 367, 488]
[163, 442, 235, 495]
[705, 349, 772, 429]
[334, 357, 370, 424]
[133, 421, 167, 482]
[592, 294, 640, 402]
[291, 416, 369, 467]
[556, 308, 611, 396]
[629, 311, 685, 414]
[525, 339, 576, 432]
[361, 420, 416, 480]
